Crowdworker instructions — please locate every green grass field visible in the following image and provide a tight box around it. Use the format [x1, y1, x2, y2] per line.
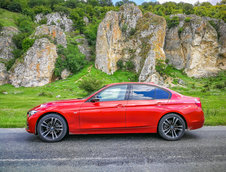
[0, 65, 225, 127]
[0, 8, 23, 27]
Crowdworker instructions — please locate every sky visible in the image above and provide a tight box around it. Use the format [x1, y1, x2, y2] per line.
[112, 0, 222, 5]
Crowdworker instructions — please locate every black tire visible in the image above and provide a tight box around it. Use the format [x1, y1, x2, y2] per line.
[37, 113, 67, 142]
[158, 113, 186, 141]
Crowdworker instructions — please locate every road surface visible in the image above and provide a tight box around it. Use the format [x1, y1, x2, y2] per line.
[0, 127, 226, 172]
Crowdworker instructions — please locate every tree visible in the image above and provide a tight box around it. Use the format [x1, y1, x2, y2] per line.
[7, 1, 22, 12]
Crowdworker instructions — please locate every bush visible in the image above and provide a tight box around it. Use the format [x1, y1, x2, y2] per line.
[185, 17, 191, 22]
[38, 17, 47, 25]
[156, 59, 167, 76]
[78, 77, 103, 94]
[7, 1, 22, 12]
[38, 92, 53, 97]
[125, 61, 135, 71]
[117, 59, 124, 69]
[122, 24, 128, 33]
[178, 27, 184, 35]
[22, 38, 35, 52]
[129, 28, 136, 36]
[0, 23, 3, 31]
[166, 16, 180, 29]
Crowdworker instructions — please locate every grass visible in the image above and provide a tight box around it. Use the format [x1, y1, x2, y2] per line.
[0, 65, 225, 128]
[0, 65, 137, 127]
[0, 8, 23, 27]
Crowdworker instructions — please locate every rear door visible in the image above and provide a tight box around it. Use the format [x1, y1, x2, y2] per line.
[125, 84, 170, 128]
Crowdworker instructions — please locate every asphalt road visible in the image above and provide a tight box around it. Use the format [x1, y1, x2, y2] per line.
[0, 127, 226, 172]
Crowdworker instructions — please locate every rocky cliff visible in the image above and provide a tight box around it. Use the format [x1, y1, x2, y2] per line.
[165, 14, 226, 78]
[95, 4, 166, 84]
[96, 4, 225, 83]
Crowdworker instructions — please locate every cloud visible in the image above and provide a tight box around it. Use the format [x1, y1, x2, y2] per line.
[145, 0, 222, 5]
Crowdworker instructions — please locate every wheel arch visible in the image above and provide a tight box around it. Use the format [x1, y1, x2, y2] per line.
[35, 112, 69, 135]
[157, 112, 188, 131]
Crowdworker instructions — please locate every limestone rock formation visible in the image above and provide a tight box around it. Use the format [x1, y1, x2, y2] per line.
[0, 63, 8, 85]
[35, 13, 73, 32]
[165, 14, 225, 78]
[34, 25, 67, 47]
[76, 36, 91, 60]
[95, 4, 166, 84]
[0, 27, 18, 60]
[61, 69, 71, 79]
[9, 38, 57, 87]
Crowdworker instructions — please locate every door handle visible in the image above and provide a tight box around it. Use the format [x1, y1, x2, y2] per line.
[157, 102, 162, 106]
[116, 104, 123, 108]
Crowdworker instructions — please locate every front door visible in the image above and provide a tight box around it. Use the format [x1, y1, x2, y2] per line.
[79, 84, 128, 129]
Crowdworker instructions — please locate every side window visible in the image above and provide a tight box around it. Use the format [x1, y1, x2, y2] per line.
[95, 85, 128, 102]
[155, 88, 170, 99]
[129, 84, 170, 100]
[129, 85, 155, 100]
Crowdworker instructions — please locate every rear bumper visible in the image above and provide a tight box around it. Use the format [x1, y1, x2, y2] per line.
[188, 121, 204, 130]
[187, 108, 205, 130]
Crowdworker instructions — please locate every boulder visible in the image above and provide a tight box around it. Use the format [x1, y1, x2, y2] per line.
[61, 69, 71, 79]
[35, 13, 73, 32]
[34, 25, 67, 47]
[9, 38, 57, 87]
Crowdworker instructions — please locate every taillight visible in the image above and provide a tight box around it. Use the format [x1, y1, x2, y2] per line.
[195, 98, 202, 108]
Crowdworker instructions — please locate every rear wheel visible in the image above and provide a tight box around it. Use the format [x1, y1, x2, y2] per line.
[158, 113, 186, 141]
[37, 113, 67, 142]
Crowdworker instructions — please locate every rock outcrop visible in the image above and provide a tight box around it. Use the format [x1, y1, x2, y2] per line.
[95, 4, 166, 84]
[76, 36, 91, 60]
[0, 27, 18, 60]
[35, 13, 73, 32]
[9, 38, 57, 87]
[165, 14, 225, 78]
[0, 63, 8, 85]
[33, 25, 67, 47]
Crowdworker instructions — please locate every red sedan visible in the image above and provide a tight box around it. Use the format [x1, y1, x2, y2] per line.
[26, 82, 204, 142]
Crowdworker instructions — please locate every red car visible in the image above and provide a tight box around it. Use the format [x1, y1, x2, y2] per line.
[26, 82, 204, 142]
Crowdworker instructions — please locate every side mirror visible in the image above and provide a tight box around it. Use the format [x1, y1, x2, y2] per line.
[90, 96, 100, 103]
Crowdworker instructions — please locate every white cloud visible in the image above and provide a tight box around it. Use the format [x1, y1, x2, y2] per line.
[145, 0, 222, 5]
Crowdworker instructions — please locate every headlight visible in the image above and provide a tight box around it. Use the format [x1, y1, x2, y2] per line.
[28, 110, 38, 117]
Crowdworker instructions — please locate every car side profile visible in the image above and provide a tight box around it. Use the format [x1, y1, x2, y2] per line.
[26, 82, 204, 142]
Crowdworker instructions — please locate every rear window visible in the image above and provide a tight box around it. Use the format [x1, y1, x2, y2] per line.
[129, 84, 170, 100]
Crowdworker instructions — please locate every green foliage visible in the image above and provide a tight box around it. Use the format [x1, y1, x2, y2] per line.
[117, 59, 135, 71]
[155, 59, 167, 76]
[38, 17, 47, 25]
[129, 28, 136, 36]
[117, 59, 124, 69]
[54, 40, 87, 78]
[38, 91, 53, 97]
[178, 27, 184, 35]
[165, 16, 180, 29]
[78, 77, 103, 94]
[0, 22, 3, 31]
[122, 24, 128, 33]
[22, 38, 35, 52]
[185, 17, 191, 22]
[7, 1, 22, 12]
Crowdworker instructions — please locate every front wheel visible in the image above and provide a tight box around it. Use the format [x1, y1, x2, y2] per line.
[158, 113, 186, 141]
[37, 113, 67, 142]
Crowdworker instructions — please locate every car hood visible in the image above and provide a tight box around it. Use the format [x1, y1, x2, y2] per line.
[29, 98, 85, 111]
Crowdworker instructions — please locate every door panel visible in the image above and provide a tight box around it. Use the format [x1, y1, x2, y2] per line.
[79, 84, 129, 130]
[125, 100, 169, 127]
[79, 101, 127, 129]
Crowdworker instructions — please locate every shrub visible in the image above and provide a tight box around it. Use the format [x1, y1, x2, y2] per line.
[166, 16, 180, 29]
[125, 61, 135, 71]
[185, 17, 191, 22]
[78, 77, 103, 94]
[0, 23, 3, 31]
[22, 38, 35, 52]
[7, 1, 22, 12]
[156, 59, 167, 76]
[38, 92, 53, 97]
[129, 28, 136, 36]
[38, 17, 47, 25]
[178, 27, 184, 35]
[122, 24, 128, 33]
[117, 59, 124, 69]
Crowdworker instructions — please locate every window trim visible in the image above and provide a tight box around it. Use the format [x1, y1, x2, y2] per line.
[86, 84, 130, 102]
[128, 84, 172, 100]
